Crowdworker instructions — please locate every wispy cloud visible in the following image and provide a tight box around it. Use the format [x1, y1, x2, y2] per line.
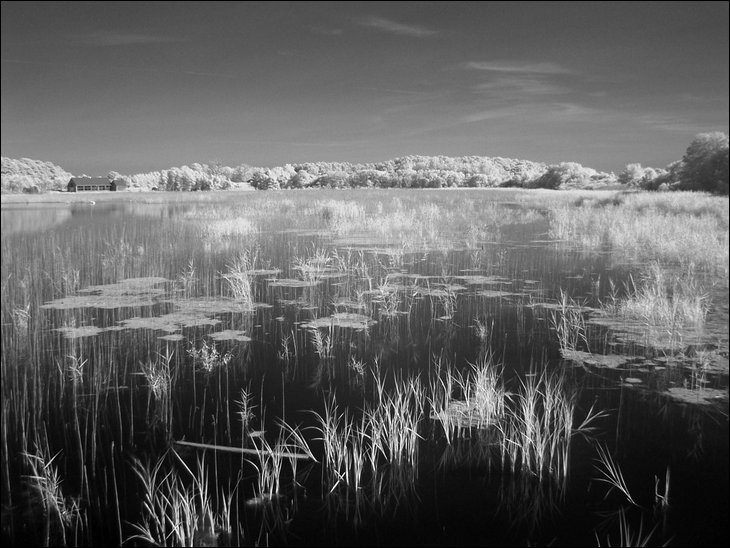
[461, 106, 516, 124]
[362, 86, 431, 96]
[463, 60, 572, 75]
[461, 102, 600, 125]
[359, 16, 439, 37]
[474, 76, 568, 95]
[77, 30, 183, 46]
[638, 114, 715, 133]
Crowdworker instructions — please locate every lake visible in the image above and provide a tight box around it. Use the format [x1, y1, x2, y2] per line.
[1, 188, 728, 546]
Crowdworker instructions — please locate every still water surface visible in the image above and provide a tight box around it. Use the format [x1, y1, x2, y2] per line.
[2, 190, 727, 546]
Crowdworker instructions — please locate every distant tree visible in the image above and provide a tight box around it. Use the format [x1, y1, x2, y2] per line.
[466, 174, 489, 188]
[679, 132, 729, 194]
[532, 162, 598, 189]
[287, 169, 316, 189]
[249, 169, 279, 190]
[618, 163, 645, 186]
[313, 171, 348, 189]
[1, 156, 73, 193]
[649, 160, 683, 191]
[208, 159, 224, 178]
[107, 170, 121, 181]
[443, 170, 466, 187]
[347, 170, 376, 188]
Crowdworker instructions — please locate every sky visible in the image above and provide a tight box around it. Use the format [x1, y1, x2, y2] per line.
[1, 1, 728, 175]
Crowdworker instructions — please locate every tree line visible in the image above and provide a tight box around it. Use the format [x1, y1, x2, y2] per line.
[2, 132, 727, 194]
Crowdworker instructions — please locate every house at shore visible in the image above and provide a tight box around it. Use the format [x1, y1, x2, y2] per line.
[67, 177, 127, 192]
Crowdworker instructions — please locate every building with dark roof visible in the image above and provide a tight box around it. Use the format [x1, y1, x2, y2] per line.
[67, 177, 127, 192]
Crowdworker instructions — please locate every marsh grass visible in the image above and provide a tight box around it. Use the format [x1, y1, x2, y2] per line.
[22, 445, 85, 546]
[176, 259, 198, 298]
[548, 191, 729, 276]
[593, 443, 640, 508]
[139, 352, 173, 434]
[293, 245, 332, 282]
[428, 352, 507, 442]
[188, 339, 233, 374]
[312, 366, 424, 498]
[373, 275, 402, 317]
[429, 357, 608, 484]
[220, 252, 254, 306]
[551, 289, 590, 355]
[610, 262, 710, 329]
[128, 450, 236, 547]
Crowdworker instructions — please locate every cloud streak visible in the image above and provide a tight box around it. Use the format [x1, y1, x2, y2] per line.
[359, 16, 438, 37]
[473, 76, 568, 95]
[460, 102, 601, 125]
[463, 60, 572, 75]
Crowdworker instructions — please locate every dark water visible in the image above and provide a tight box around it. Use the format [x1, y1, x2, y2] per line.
[1, 190, 727, 546]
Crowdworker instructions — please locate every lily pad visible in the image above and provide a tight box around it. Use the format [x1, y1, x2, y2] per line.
[560, 349, 630, 369]
[476, 289, 523, 298]
[209, 330, 252, 342]
[665, 387, 728, 406]
[55, 326, 105, 339]
[267, 278, 320, 288]
[302, 312, 376, 331]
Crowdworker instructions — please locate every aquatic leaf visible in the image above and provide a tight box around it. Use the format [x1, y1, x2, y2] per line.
[267, 278, 320, 288]
[302, 312, 376, 330]
[209, 330, 252, 342]
[55, 326, 105, 339]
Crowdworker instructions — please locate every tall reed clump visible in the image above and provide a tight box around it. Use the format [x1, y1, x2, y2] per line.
[312, 368, 425, 495]
[22, 444, 86, 547]
[128, 450, 237, 547]
[311, 394, 361, 492]
[374, 276, 402, 317]
[550, 289, 590, 356]
[293, 245, 332, 282]
[247, 419, 315, 504]
[368, 370, 424, 468]
[606, 262, 710, 331]
[547, 191, 729, 277]
[139, 348, 175, 435]
[220, 251, 254, 307]
[428, 352, 507, 444]
[501, 368, 607, 484]
[315, 200, 365, 234]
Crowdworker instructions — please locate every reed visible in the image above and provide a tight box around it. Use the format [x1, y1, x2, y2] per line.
[374, 276, 402, 317]
[220, 252, 254, 306]
[551, 289, 589, 354]
[548, 190, 729, 275]
[128, 450, 235, 547]
[293, 245, 332, 282]
[176, 258, 198, 298]
[593, 443, 640, 507]
[22, 444, 85, 546]
[500, 366, 608, 484]
[310, 327, 334, 363]
[188, 339, 233, 374]
[369, 371, 424, 468]
[608, 262, 710, 329]
[428, 352, 507, 443]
